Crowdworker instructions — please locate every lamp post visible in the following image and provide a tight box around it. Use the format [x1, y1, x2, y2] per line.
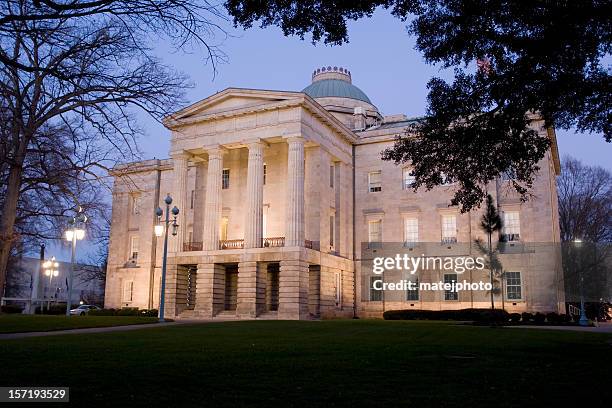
[64, 207, 87, 317]
[43, 256, 60, 312]
[574, 238, 589, 326]
[155, 194, 179, 322]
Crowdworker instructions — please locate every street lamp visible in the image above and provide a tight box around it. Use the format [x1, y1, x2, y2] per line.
[64, 207, 87, 317]
[155, 194, 179, 322]
[574, 238, 589, 326]
[43, 256, 60, 312]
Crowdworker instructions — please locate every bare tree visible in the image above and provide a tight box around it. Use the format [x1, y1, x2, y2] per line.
[558, 156, 611, 243]
[0, 0, 227, 295]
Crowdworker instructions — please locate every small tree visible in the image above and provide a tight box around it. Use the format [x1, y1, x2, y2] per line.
[480, 194, 503, 310]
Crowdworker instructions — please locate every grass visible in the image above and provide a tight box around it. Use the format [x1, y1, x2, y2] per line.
[0, 320, 610, 407]
[0, 314, 158, 333]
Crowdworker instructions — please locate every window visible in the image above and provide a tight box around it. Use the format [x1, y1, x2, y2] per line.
[188, 230, 193, 244]
[444, 273, 458, 301]
[190, 190, 195, 209]
[330, 165, 335, 188]
[370, 276, 382, 301]
[335, 272, 342, 307]
[222, 168, 230, 189]
[403, 218, 418, 246]
[263, 163, 267, 185]
[406, 277, 419, 301]
[441, 215, 457, 244]
[329, 215, 335, 248]
[440, 172, 453, 185]
[368, 171, 382, 192]
[368, 220, 382, 244]
[220, 217, 229, 241]
[131, 195, 140, 215]
[506, 272, 522, 300]
[122, 280, 134, 303]
[129, 236, 139, 260]
[502, 211, 521, 242]
[403, 168, 416, 190]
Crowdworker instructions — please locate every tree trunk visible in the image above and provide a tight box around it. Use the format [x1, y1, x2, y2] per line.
[0, 164, 23, 297]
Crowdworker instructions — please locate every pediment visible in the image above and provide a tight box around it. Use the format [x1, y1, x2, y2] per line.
[164, 88, 304, 126]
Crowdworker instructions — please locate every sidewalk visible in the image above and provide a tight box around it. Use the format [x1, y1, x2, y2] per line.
[507, 322, 612, 334]
[0, 321, 185, 340]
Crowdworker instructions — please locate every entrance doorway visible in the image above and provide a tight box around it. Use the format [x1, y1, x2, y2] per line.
[266, 263, 280, 311]
[224, 265, 238, 311]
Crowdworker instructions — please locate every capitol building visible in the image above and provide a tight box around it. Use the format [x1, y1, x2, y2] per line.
[104, 66, 564, 319]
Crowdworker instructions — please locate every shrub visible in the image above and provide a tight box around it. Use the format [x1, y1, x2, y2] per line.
[521, 312, 534, 323]
[140, 309, 158, 317]
[546, 312, 560, 324]
[89, 308, 117, 316]
[534, 312, 546, 324]
[383, 308, 509, 323]
[116, 307, 139, 316]
[1, 304, 24, 314]
[35, 304, 67, 315]
[558, 314, 572, 323]
[509, 313, 521, 323]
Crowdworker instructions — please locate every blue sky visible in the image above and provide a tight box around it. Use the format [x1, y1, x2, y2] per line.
[140, 9, 610, 170]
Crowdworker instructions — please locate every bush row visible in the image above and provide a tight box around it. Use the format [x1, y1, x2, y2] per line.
[1, 304, 24, 314]
[88, 308, 158, 317]
[509, 312, 572, 324]
[383, 308, 510, 323]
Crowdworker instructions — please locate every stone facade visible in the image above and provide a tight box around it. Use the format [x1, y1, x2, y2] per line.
[105, 66, 563, 319]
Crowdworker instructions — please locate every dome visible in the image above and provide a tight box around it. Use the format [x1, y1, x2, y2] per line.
[302, 66, 372, 104]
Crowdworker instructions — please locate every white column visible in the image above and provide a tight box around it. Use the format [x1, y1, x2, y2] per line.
[244, 140, 265, 248]
[285, 136, 305, 247]
[171, 152, 189, 252]
[202, 147, 224, 250]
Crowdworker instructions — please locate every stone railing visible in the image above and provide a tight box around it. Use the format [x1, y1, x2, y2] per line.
[304, 240, 320, 250]
[183, 242, 203, 251]
[263, 237, 285, 248]
[219, 239, 244, 250]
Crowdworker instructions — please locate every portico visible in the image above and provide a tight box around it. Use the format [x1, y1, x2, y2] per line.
[154, 88, 356, 319]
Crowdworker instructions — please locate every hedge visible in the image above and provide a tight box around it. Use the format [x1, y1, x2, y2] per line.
[1, 304, 24, 314]
[383, 308, 510, 323]
[89, 308, 158, 317]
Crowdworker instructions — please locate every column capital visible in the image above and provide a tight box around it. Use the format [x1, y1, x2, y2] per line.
[204, 145, 228, 159]
[169, 150, 191, 161]
[243, 138, 269, 149]
[283, 135, 305, 144]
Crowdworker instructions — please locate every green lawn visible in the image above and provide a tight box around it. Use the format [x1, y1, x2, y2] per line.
[0, 314, 158, 333]
[0, 320, 610, 407]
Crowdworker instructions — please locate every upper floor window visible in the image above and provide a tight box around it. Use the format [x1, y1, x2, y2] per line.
[190, 190, 195, 209]
[330, 165, 335, 188]
[222, 169, 230, 189]
[404, 218, 418, 246]
[263, 163, 267, 185]
[131, 195, 140, 215]
[501, 168, 517, 181]
[220, 217, 229, 241]
[129, 236, 139, 260]
[368, 220, 382, 244]
[402, 168, 416, 190]
[441, 214, 457, 244]
[368, 171, 382, 192]
[506, 271, 522, 300]
[502, 211, 521, 242]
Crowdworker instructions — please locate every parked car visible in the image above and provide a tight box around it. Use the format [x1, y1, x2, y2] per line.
[69, 305, 101, 316]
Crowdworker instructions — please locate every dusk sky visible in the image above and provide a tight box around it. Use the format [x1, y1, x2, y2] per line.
[50, 9, 609, 262]
[140, 9, 610, 170]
